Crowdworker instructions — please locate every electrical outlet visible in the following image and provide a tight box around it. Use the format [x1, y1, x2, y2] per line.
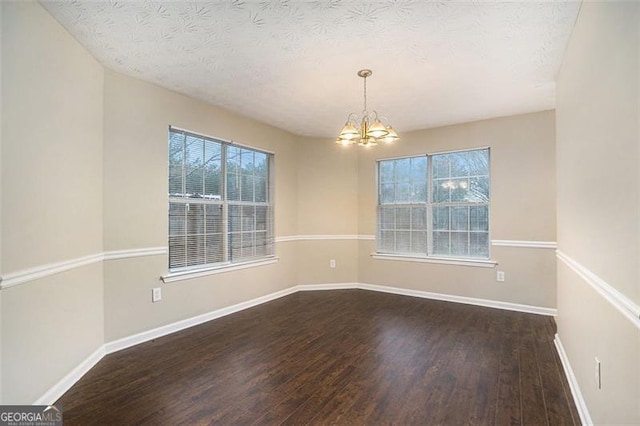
[330, 259, 336, 268]
[595, 357, 601, 389]
[152, 287, 162, 303]
[496, 270, 505, 282]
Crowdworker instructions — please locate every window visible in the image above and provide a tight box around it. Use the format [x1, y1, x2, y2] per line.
[377, 148, 490, 259]
[168, 128, 274, 271]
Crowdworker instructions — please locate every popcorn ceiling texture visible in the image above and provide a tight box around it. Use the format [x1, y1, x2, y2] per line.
[42, 0, 580, 137]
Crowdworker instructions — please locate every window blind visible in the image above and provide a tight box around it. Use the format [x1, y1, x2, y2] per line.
[168, 128, 274, 271]
[377, 148, 490, 259]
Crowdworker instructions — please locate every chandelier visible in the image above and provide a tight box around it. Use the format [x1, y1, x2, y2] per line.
[336, 69, 399, 147]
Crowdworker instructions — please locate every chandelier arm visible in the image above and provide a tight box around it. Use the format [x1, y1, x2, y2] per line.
[346, 112, 359, 124]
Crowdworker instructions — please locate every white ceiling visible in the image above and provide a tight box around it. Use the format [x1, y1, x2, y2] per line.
[41, 0, 581, 138]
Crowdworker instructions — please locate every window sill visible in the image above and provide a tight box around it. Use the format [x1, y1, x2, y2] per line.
[371, 253, 497, 268]
[161, 257, 279, 283]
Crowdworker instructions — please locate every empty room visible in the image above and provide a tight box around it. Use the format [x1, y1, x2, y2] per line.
[1, 0, 638, 424]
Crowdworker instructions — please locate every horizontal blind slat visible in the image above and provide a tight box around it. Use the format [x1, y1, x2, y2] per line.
[378, 148, 490, 259]
[168, 128, 274, 271]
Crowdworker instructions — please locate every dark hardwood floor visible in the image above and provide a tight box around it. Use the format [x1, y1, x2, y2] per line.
[57, 290, 580, 425]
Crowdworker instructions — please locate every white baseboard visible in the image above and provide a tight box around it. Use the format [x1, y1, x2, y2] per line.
[104, 286, 298, 354]
[33, 345, 105, 405]
[299, 282, 556, 316]
[297, 283, 359, 291]
[359, 283, 557, 316]
[554, 334, 593, 425]
[35, 282, 556, 405]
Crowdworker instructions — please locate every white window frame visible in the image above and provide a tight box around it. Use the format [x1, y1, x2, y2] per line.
[165, 127, 275, 280]
[375, 147, 492, 265]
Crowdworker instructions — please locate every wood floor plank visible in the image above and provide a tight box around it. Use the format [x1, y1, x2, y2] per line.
[494, 311, 525, 425]
[466, 331, 502, 424]
[551, 340, 583, 425]
[56, 290, 578, 425]
[537, 338, 579, 425]
[520, 317, 551, 426]
[495, 343, 522, 425]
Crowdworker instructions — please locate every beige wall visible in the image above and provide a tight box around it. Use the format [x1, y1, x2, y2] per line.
[295, 137, 359, 284]
[102, 71, 300, 341]
[2, 3, 104, 270]
[295, 240, 359, 285]
[557, 2, 639, 303]
[3, 264, 104, 403]
[556, 1, 640, 424]
[357, 111, 558, 307]
[104, 247, 298, 341]
[0, 1, 104, 403]
[296, 138, 358, 235]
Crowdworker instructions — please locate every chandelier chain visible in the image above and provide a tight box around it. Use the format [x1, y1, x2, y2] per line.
[363, 75, 367, 113]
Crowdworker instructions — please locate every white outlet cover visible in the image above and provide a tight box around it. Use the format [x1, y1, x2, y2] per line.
[152, 287, 162, 302]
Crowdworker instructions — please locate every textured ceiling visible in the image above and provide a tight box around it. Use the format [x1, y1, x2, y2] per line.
[41, 0, 581, 138]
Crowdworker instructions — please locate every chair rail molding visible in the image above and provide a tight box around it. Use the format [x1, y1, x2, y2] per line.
[0, 253, 104, 290]
[492, 240, 557, 249]
[557, 250, 640, 329]
[275, 234, 374, 242]
[0, 247, 168, 290]
[103, 247, 168, 261]
[275, 235, 557, 248]
[1, 238, 560, 289]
